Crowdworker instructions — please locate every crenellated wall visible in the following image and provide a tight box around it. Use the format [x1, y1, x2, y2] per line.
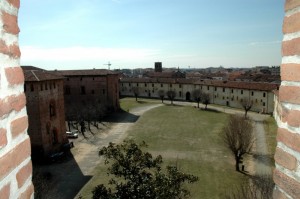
[273, 0, 300, 198]
[0, 0, 34, 198]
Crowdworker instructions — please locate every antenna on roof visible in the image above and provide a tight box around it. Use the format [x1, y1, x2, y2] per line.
[104, 62, 112, 70]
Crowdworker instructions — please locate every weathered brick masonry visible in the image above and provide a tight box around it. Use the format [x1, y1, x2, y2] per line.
[0, 0, 34, 198]
[273, 1, 300, 198]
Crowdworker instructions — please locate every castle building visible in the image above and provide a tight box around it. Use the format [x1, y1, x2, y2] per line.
[120, 78, 278, 114]
[22, 66, 68, 158]
[53, 69, 120, 120]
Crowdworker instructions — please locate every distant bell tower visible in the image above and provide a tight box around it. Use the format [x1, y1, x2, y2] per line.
[155, 62, 162, 72]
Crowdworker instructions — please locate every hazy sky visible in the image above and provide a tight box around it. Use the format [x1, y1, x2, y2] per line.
[19, 0, 285, 70]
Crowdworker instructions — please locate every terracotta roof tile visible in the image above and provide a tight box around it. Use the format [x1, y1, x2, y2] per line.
[53, 69, 119, 76]
[23, 70, 64, 82]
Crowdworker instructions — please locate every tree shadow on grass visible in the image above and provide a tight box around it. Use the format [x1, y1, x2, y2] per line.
[200, 108, 222, 113]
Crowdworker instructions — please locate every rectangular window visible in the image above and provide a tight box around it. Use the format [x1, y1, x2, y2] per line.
[152, 84, 154, 87]
[161, 84, 163, 87]
[207, 86, 209, 90]
[223, 88, 225, 92]
[179, 91, 182, 97]
[129, 83, 131, 87]
[81, 86, 86, 95]
[263, 102, 266, 106]
[103, 89, 106, 94]
[53, 83, 56, 89]
[251, 91, 254, 96]
[45, 83, 48, 90]
[263, 92, 266, 97]
[170, 84, 172, 88]
[179, 84, 182, 88]
[136, 83, 139, 86]
[231, 89, 233, 93]
[65, 86, 71, 95]
[241, 90, 243, 94]
[214, 87, 217, 91]
[145, 83, 147, 87]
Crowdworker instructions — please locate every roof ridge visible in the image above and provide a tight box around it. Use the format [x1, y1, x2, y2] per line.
[31, 70, 40, 81]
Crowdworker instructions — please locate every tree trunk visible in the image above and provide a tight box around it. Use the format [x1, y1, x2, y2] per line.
[245, 110, 248, 118]
[205, 104, 208, 110]
[197, 102, 199, 108]
[235, 155, 240, 171]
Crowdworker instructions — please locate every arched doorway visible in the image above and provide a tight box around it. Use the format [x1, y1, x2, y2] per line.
[186, 92, 191, 101]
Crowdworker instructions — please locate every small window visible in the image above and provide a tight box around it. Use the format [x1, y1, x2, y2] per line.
[129, 83, 131, 87]
[241, 90, 243, 94]
[122, 83, 124, 86]
[170, 84, 172, 88]
[81, 86, 86, 95]
[179, 91, 182, 97]
[231, 89, 233, 93]
[179, 84, 182, 88]
[251, 91, 254, 96]
[93, 77, 95, 80]
[152, 84, 154, 87]
[145, 90, 147, 93]
[263, 92, 266, 97]
[263, 102, 266, 106]
[214, 87, 217, 91]
[53, 83, 56, 89]
[145, 83, 147, 87]
[161, 84, 163, 87]
[103, 89, 106, 94]
[80, 77, 83, 81]
[214, 95, 216, 98]
[45, 83, 48, 90]
[67, 78, 69, 81]
[49, 101, 56, 117]
[50, 83, 52, 90]
[136, 83, 139, 86]
[65, 86, 71, 95]
[207, 86, 209, 90]
[223, 88, 225, 92]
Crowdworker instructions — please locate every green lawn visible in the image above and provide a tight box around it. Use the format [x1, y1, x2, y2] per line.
[264, 116, 278, 166]
[119, 97, 159, 112]
[78, 99, 247, 198]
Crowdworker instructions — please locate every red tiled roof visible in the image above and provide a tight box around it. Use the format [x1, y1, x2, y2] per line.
[120, 78, 279, 91]
[194, 80, 279, 91]
[53, 69, 119, 76]
[23, 70, 64, 82]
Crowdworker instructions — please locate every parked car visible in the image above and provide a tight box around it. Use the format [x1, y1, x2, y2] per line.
[66, 130, 79, 138]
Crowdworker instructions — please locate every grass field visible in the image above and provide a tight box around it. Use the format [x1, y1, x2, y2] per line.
[264, 116, 278, 166]
[78, 98, 248, 198]
[119, 97, 159, 112]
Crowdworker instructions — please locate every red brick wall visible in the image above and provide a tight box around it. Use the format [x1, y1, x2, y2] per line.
[0, 0, 34, 198]
[273, 1, 300, 198]
[25, 80, 68, 156]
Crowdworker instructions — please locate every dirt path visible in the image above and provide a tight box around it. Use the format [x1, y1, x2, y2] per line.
[40, 104, 162, 199]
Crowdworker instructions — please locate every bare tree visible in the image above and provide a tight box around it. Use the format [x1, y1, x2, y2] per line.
[241, 97, 253, 118]
[225, 175, 274, 199]
[132, 87, 140, 101]
[167, 90, 176, 105]
[192, 89, 202, 108]
[158, 89, 165, 103]
[222, 115, 254, 171]
[201, 92, 210, 110]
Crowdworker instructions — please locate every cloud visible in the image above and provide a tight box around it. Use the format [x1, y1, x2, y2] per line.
[249, 40, 281, 46]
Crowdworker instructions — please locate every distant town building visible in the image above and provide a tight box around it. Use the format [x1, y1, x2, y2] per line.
[22, 66, 68, 158]
[154, 62, 162, 72]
